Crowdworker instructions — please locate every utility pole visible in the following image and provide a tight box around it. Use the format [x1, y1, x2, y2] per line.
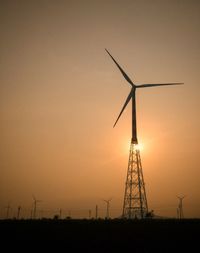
[40, 210, 44, 218]
[17, 206, 21, 219]
[88, 209, 91, 219]
[95, 205, 98, 219]
[5, 203, 11, 219]
[177, 196, 185, 219]
[103, 199, 112, 219]
[177, 208, 179, 219]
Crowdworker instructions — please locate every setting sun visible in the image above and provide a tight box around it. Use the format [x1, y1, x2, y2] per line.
[123, 138, 146, 153]
[135, 143, 144, 151]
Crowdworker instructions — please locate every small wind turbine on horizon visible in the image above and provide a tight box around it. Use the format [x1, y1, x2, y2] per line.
[32, 195, 42, 219]
[103, 198, 112, 219]
[105, 48, 183, 219]
[177, 195, 185, 219]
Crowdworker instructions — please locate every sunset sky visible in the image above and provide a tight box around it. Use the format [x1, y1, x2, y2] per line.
[0, 0, 200, 219]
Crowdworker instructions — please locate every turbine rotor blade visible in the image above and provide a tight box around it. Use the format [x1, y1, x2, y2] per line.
[136, 83, 184, 88]
[113, 89, 133, 128]
[105, 49, 134, 86]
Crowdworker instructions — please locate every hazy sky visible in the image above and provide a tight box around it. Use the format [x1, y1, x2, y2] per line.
[0, 0, 200, 219]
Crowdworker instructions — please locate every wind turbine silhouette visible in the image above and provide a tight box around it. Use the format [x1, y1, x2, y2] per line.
[32, 195, 42, 219]
[103, 198, 112, 219]
[177, 195, 185, 219]
[105, 49, 183, 218]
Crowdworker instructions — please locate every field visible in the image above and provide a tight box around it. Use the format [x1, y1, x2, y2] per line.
[0, 219, 199, 251]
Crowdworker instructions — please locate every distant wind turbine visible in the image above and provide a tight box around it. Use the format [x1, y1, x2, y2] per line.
[32, 195, 42, 219]
[177, 196, 185, 219]
[103, 198, 112, 219]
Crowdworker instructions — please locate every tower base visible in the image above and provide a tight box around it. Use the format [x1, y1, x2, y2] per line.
[122, 140, 148, 219]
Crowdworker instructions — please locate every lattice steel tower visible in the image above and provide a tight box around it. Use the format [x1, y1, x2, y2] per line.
[105, 48, 183, 219]
[122, 139, 148, 218]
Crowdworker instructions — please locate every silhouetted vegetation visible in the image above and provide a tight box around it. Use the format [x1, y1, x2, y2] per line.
[1, 218, 199, 251]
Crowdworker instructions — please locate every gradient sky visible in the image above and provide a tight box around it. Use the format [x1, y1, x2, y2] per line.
[0, 0, 200, 219]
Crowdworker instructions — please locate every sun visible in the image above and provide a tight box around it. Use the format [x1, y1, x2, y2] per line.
[135, 143, 144, 151]
[123, 139, 144, 153]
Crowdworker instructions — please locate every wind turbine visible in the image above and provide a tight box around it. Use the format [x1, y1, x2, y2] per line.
[105, 48, 183, 219]
[177, 196, 185, 219]
[32, 195, 42, 219]
[103, 198, 112, 219]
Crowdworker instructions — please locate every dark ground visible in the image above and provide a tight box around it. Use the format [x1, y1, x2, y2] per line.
[0, 219, 199, 252]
